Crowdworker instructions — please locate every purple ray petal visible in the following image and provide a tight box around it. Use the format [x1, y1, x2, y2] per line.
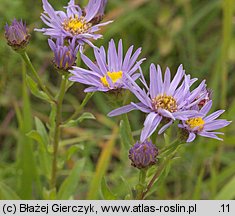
[200, 100, 213, 115]
[168, 64, 184, 95]
[187, 132, 196, 142]
[140, 113, 162, 142]
[130, 102, 152, 113]
[204, 120, 231, 131]
[163, 67, 171, 94]
[204, 109, 225, 122]
[158, 120, 174, 134]
[108, 104, 137, 117]
[118, 39, 123, 69]
[122, 45, 134, 71]
[198, 131, 223, 141]
[149, 63, 158, 99]
[158, 108, 175, 120]
[81, 53, 103, 75]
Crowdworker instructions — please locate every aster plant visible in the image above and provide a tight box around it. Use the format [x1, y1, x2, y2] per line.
[35, 0, 112, 46]
[4, 0, 231, 201]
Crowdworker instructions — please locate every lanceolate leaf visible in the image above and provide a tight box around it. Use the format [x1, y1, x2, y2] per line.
[26, 75, 51, 103]
[58, 159, 86, 200]
[0, 182, 20, 200]
[101, 177, 117, 200]
[215, 176, 235, 200]
[62, 112, 96, 127]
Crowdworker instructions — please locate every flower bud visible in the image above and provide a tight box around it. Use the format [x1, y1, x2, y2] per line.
[129, 140, 158, 169]
[48, 38, 79, 73]
[5, 19, 30, 51]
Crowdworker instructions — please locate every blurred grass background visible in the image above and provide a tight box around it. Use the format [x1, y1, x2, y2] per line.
[0, 0, 235, 199]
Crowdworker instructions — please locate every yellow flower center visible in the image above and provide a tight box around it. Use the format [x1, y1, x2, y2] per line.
[63, 15, 91, 35]
[100, 71, 123, 87]
[185, 117, 205, 131]
[152, 94, 177, 113]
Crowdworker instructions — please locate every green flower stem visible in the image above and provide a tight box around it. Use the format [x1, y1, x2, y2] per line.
[140, 144, 182, 199]
[161, 139, 182, 154]
[64, 92, 94, 124]
[50, 75, 67, 190]
[20, 51, 55, 102]
[136, 169, 147, 199]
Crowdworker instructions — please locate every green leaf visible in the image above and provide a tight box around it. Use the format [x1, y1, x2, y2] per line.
[42, 188, 57, 200]
[101, 178, 117, 200]
[15, 62, 41, 199]
[0, 182, 20, 200]
[35, 117, 49, 146]
[193, 166, 205, 199]
[87, 127, 118, 199]
[30, 117, 51, 179]
[164, 133, 170, 145]
[120, 120, 132, 150]
[26, 75, 51, 102]
[120, 176, 133, 199]
[66, 145, 84, 161]
[77, 112, 96, 122]
[215, 176, 235, 200]
[62, 112, 96, 127]
[58, 159, 85, 199]
[27, 130, 44, 146]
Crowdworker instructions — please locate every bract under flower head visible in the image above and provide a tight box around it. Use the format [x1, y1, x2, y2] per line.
[178, 100, 231, 142]
[129, 140, 158, 169]
[108, 64, 203, 142]
[48, 38, 79, 72]
[69, 39, 145, 92]
[35, 0, 112, 47]
[5, 19, 30, 51]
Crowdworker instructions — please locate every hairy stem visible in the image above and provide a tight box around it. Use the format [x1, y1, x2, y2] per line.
[136, 169, 147, 200]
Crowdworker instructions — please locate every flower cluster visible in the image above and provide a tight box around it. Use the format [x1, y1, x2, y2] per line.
[35, 0, 111, 72]
[108, 64, 231, 143]
[67, 37, 230, 168]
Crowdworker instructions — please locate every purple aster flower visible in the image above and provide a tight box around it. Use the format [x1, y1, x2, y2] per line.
[108, 64, 204, 142]
[69, 39, 145, 92]
[35, 0, 112, 46]
[48, 37, 79, 71]
[178, 100, 231, 142]
[129, 140, 158, 169]
[5, 19, 30, 51]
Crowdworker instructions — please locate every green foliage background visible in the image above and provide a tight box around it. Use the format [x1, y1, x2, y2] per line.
[0, 0, 235, 199]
